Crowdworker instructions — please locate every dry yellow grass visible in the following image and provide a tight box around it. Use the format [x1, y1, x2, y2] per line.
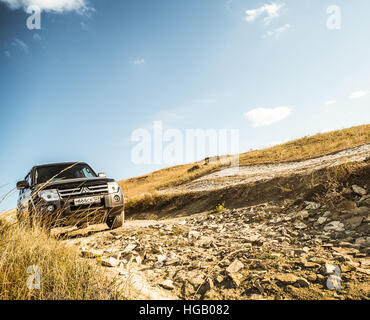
[239, 124, 370, 165]
[120, 124, 370, 203]
[0, 221, 122, 300]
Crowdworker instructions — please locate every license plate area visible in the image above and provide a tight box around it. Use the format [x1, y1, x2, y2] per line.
[74, 196, 101, 206]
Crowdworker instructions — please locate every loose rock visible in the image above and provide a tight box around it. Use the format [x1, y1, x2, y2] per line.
[352, 185, 367, 196]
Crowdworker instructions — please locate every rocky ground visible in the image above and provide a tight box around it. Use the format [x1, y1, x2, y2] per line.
[64, 183, 370, 300]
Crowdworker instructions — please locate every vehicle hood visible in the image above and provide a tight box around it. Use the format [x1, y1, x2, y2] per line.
[38, 177, 115, 190]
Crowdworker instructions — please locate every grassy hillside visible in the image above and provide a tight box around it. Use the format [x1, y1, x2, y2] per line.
[0, 220, 122, 300]
[119, 124, 370, 201]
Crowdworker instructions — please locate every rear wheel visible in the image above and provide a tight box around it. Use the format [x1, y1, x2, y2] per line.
[106, 210, 124, 229]
[16, 209, 29, 227]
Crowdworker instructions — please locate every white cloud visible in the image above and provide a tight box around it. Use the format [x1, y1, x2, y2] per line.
[324, 100, 336, 105]
[11, 38, 29, 54]
[349, 90, 368, 99]
[133, 58, 146, 65]
[4, 51, 11, 57]
[244, 106, 291, 127]
[262, 24, 290, 38]
[245, 2, 285, 24]
[0, 0, 93, 14]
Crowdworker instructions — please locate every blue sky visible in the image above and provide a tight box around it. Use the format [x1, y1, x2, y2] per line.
[1, 0, 370, 211]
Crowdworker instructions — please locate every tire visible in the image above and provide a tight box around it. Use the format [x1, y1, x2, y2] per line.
[29, 204, 53, 231]
[106, 210, 125, 229]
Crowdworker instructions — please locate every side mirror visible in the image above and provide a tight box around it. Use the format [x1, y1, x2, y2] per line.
[98, 173, 107, 178]
[16, 180, 29, 190]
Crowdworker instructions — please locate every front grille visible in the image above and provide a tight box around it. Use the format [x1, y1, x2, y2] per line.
[58, 184, 108, 199]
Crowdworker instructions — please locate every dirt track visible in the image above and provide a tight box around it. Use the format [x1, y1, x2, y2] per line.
[163, 144, 370, 193]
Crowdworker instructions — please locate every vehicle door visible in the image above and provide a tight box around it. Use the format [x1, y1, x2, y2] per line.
[18, 172, 32, 213]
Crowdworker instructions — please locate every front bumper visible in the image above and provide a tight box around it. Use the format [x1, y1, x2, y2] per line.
[36, 192, 124, 226]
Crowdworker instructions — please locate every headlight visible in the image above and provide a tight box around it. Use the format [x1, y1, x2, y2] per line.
[108, 182, 120, 194]
[38, 189, 60, 201]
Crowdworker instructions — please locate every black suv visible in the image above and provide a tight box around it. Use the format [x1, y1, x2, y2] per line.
[16, 162, 124, 229]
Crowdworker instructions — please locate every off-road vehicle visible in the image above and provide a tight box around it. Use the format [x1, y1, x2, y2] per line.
[16, 162, 124, 229]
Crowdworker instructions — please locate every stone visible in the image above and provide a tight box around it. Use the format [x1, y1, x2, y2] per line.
[228, 272, 244, 287]
[345, 216, 363, 228]
[355, 237, 370, 246]
[356, 267, 370, 276]
[154, 261, 164, 268]
[341, 265, 355, 273]
[332, 247, 359, 256]
[298, 210, 310, 219]
[294, 247, 309, 256]
[179, 270, 205, 289]
[323, 263, 340, 275]
[122, 243, 137, 253]
[324, 221, 344, 232]
[359, 197, 370, 207]
[338, 200, 357, 211]
[352, 185, 367, 196]
[181, 281, 195, 297]
[294, 222, 308, 230]
[305, 201, 320, 210]
[316, 274, 325, 282]
[195, 236, 214, 248]
[160, 280, 175, 290]
[359, 258, 370, 267]
[101, 257, 119, 267]
[215, 275, 224, 284]
[323, 211, 332, 218]
[275, 274, 299, 284]
[157, 254, 167, 263]
[307, 274, 317, 282]
[295, 277, 310, 288]
[226, 259, 244, 274]
[302, 261, 320, 268]
[317, 217, 327, 225]
[165, 257, 179, 266]
[349, 207, 370, 217]
[188, 230, 201, 239]
[243, 235, 260, 243]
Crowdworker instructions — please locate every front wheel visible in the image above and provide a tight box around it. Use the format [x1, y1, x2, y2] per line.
[106, 210, 125, 229]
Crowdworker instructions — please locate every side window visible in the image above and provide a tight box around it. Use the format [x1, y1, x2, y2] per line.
[28, 173, 32, 186]
[25, 173, 32, 188]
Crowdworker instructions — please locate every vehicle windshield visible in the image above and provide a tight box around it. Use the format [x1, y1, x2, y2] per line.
[35, 163, 97, 185]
